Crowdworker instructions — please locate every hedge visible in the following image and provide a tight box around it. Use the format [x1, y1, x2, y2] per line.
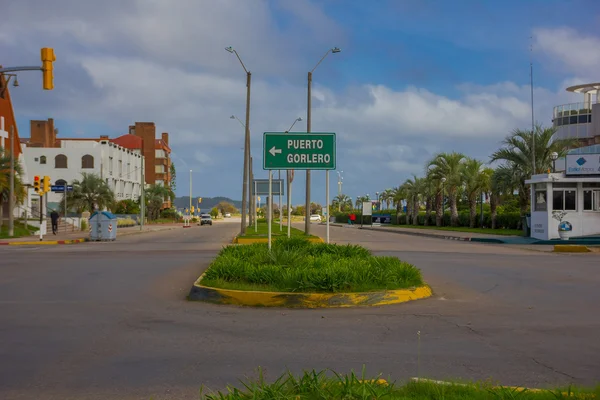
[332, 210, 523, 230]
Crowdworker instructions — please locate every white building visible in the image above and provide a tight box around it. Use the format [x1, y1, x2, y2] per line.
[23, 138, 144, 207]
[552, 82, 600, 144]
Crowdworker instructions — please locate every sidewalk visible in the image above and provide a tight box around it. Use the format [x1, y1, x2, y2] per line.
[0, 223, 183, 245]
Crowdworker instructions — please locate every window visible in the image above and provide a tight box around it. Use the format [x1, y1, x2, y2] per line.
[109, 156, 113, 175]
[55, 154, 68, 168]
[584, 190, 600, 211]
[533, 183, 547, 211]
[40, 156, 47, 165]
[119, 160, 122, 177]
[55, 179, 67, 186]
[82, 154, 94, 169]
[553, 189, 577, 211]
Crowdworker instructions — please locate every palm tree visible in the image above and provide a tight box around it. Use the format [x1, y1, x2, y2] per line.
[489, 167, 515, 229]
[490, 125, 576, 214]
[420, 175, 436, 226]
[144, 183, 171, 220]
[391, 186, 407, 216]
[0, 147, 27, 228]
[65, 173, 115, 213]
[463, 158, 485, 228]
[380, 188, 394, 210]
[427, 152, 466, 226]
[402, 176, 423, 225]
[332, 194, 352, 212]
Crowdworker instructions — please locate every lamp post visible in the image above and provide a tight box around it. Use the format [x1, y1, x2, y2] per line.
[189, 169, 192, 217]
[337, 171, 343, 211]
[551, 151, 559, 173]
[285, 117, 303, 237]
[305, 47, 341, 235]
[2, 74, 18, 237]
[441, 177, 446, 226]
[230, 114, 254, 226]
[226, 46, 252, 235]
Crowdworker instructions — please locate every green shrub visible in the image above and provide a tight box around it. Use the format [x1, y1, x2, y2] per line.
[160, 208, 179, 219]
[117, 218, 136, 227]
[201, 237, 423, 293]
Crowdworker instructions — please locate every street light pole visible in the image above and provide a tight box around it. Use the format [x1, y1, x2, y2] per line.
[284, 117, 302, 236]
[230, 114, 253, 227]
[8, 125, 15, 237]
[226, 46, 252, 235]
[189, 169, 192, 216]
[305, 47, 341, 235]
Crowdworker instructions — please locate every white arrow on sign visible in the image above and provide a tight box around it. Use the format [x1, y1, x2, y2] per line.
[269, 146, 282, 157]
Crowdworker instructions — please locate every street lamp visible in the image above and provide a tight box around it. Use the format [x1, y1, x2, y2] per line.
[284, 117, 303, 238]
[226, 46, 252, 235]
[550, 151, 559, 173]
[2, 73, 20, 237]
[230, 114, 254, 227]
[305, 47, 341, 236]
[441, 177, 446, 226]
[337, 171, 343, 211]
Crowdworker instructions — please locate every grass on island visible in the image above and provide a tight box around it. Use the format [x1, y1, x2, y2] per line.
[199, 368, 599, 400]
[200, 236, 423, 293]
[0, 221, 36, 239]
[389, 224, 523, 236]
[241, 219, 314, 238]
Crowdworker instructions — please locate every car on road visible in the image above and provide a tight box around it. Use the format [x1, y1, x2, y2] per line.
[309, 214, 322, 222]
[200, 214, 213, 226]
[224, 213, 232, 218]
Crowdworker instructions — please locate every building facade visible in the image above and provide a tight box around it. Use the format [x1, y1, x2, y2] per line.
[552, 83, 600, 145]
[23, 136, 143, 206]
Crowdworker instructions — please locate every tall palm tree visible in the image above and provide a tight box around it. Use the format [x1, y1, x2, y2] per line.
[332, 194, 352, 212]
[489, 167, 515, 229]
[65, 172, 115, 213]
[381, 188, 394, 210]
[490, 125, 576, 214]
[421, 175, 436, 226]
[463, 158, 485, 228]
[0, 147, 27, 228]
[427, 152, 466, 226]
[391, 185, 408, 223]
[144, 183, 172, 220]
[402, 176, 423, 225]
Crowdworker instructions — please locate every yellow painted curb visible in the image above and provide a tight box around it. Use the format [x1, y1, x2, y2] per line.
[554, 244, 591, 253]
[5, 238, 87, 246]
[189, 277, 432, 308]
[233, 236, 324, 244]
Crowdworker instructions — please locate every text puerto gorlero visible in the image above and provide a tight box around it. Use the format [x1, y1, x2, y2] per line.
[263, 132, 336, 170]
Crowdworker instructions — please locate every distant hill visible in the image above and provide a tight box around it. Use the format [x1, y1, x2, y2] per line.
[174, 196, 242, 212]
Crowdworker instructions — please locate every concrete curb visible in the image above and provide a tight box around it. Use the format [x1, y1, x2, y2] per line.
[553, 244, 591, 253]
[358, 226, 476, 242]
[189, 276, 432, 308]
[232, 236, 325, 244]
[0, 238, 88, 246]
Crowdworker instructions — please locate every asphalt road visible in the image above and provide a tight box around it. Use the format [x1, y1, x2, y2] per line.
[0, 221, 598, 399]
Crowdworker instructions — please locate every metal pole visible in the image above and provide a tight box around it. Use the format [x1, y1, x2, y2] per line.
[254, 179, 258, 232]
[326, 170, 330, 243]
[268, 170, 272, 250]
[140, 146, 145, 231]
[39, 194, 43, 241]
[305, 71, 312, 235]
[530, 61, 535, 174]
[287, 170, 292, 238]
[249, 156, 254, 227]
[278, 170, 282, 231]
[189, 169, 192, 214]
[8, 126, 15, 237]
[240, 72, 252, 235]
[64, 184, 67, 233]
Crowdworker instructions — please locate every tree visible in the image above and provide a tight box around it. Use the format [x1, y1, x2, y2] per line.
[65, 173, 115, 213]
[427, 152, 466, 226]
[0, 147, 27, 228]
[402, 176, 423, 225]
[169, 163, 176, 193]
[490, 125, 576, 215]
[144, 183, 171, 220]
[216, 201, 237, 214]
[463, 157, 485, 228]
[114, 199, 140, 215]
[210, 207, 218, 218]
[332, 194, 352, 212]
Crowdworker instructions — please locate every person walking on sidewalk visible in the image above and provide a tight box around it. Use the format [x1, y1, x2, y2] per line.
[50, 209, 60, 235]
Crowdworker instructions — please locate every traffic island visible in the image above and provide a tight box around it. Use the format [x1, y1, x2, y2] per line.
[233, 220, 323, 244]
[188, 237, 431, 308]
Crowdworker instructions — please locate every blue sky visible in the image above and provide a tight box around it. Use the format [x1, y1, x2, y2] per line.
[3, 0, 599, 205]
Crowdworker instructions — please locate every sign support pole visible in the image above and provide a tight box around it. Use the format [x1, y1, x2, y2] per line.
[326, 170, 330, 243]
[268, 171, 272, 250]
[278, 170, 282, 231]
[39, 194, 43, 241]
[287, 170, 292, 238]
[254, 180, 258, 232]
[64, 184, 67, 233]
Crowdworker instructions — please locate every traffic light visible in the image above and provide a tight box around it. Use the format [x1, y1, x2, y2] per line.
[33, 176, 41, 194]
[198, 197, 202, 204]
[43, 176, 51, 193]
[41, 47, 56, 90]
[191, 206, 195, 214]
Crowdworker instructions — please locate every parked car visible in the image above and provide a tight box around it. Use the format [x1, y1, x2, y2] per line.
[200, 214, 213, 226]
[309, 214, 322, 222]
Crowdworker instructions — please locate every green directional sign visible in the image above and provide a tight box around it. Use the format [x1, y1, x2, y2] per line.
[263, 132, 336, 170]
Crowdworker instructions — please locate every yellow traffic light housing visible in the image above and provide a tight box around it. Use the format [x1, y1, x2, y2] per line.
[43, 176, 51, 194]
[198, 197, 202, 204]
[41, 47, 56, 90]
[33, 176, 41, 194]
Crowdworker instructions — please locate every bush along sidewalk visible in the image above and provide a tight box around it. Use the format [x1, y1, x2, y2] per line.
[200, 236, 424, 293]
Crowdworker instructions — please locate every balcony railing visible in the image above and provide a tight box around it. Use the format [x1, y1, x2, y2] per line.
[552, 101, 597, 126]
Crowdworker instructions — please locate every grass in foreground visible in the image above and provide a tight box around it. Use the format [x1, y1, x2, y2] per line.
[199, 368, 599, 399]
[241, 219, 312, 238]
[201, 237, 423, 293]
[0, 222, 36, 239]
[390, 224, 523, 236]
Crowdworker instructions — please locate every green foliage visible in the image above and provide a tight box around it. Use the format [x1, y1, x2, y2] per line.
[65, 173, 115, 213]
[210, 207, 219, 218]
[113, 199, 140, 214]
[169, 163, 176, 193]
[80, 220, 88, 231]
[0, 221, 36, 239]
[199, 367, 600, 399]
[144, 183, 171, 220]
[116, 218, 136, 227]
[201, 237, 423, 293]
[0, 146, 27, 229]
[216, 201, 238, 214]
[159, 208, 179, 219]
